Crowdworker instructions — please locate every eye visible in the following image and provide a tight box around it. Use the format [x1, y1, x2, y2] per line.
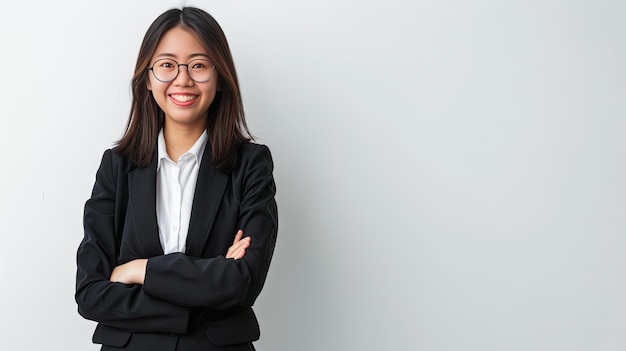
[160, 61, 175, 69]
[153, 59, 177, 70]
[190, 59, 212, 70]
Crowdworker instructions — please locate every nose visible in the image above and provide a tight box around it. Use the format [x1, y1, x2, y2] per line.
[173, 64, 194, 85]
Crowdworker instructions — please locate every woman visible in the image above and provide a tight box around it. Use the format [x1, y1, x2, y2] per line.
[75, 7, 278, 351]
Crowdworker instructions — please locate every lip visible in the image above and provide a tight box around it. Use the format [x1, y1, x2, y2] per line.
[168, 93, 199, 107]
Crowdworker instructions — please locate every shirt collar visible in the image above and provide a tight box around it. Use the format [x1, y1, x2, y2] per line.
[157, 129, 208, 171]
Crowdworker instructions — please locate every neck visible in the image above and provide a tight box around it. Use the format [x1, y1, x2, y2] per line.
[163, 123, 205, 162]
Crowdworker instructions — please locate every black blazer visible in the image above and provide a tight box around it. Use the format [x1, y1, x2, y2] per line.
[75, 143, 278, 350]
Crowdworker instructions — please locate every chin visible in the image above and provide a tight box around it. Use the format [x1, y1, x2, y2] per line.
[165, 114, 204, 126]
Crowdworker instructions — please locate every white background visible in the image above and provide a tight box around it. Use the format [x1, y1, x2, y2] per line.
[1, 1, 625, 350]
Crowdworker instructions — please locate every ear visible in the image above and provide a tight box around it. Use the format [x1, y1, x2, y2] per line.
[146, 77, 152, 91]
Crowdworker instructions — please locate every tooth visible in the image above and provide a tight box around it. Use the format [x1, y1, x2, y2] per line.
[172, 95, 196, 102]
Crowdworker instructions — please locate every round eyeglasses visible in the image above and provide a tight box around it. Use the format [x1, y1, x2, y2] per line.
[148, 58, 216, 83]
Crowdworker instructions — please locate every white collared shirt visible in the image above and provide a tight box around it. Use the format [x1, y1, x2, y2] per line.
[156, 129, 208, 254]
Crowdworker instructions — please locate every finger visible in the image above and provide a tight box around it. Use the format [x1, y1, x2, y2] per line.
[241, 237, 251, 249]
[226, 246, 236, 258]
[231, 238, 252, 259]
[227, 237, 250, 257]
[227, 232, 244, 258]
[234, 248, 247, 260]
[232, 230, 244, 245]
[226, 241, 243, 258]
[230, 248, 240, 260]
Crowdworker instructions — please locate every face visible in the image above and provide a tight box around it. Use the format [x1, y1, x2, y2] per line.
[147, 26, 219, 131]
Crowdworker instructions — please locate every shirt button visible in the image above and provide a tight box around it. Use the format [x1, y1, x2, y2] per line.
[172, 226, 178, 232]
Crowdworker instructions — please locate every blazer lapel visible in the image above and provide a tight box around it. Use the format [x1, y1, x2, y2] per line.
[185, 144, 228, 257]
[127, 152, 164, 257]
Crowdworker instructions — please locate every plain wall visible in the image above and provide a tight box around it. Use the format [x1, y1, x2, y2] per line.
[0, 1, 625, 350]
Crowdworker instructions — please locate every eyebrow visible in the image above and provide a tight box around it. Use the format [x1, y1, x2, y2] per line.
[154, 53, 211, 60]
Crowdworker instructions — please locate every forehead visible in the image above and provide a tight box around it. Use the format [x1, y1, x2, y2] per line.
[153, 26, 209, 59]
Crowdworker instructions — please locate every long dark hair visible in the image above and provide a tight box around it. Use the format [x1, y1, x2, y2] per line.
[116, 7, 251, 170]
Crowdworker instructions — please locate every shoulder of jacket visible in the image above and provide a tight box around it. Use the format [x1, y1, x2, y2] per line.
[238, 142, 270, 157]
[104, 148, 134, 173]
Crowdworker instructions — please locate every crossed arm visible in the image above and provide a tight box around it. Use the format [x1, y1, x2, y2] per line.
[110, 230, 252, 285]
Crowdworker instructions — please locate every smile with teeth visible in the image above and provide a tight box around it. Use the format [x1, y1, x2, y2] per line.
[170, 94, 198, 102]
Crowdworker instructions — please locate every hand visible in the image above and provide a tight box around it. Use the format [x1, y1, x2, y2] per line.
[226, 230, 251, 260]
[110, 259, 147, 284]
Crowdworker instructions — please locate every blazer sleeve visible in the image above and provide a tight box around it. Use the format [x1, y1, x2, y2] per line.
[143, 144, 278, 310]
[75, 149, 191, 334]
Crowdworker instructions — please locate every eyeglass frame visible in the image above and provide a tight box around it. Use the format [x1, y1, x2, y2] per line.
[147, 58, 216, 83]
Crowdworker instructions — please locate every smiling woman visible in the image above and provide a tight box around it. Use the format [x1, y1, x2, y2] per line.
[75, 7, 278, 351]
